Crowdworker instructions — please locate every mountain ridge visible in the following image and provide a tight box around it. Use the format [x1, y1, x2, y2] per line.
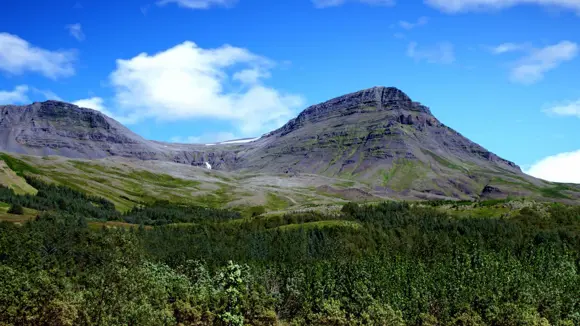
[1, 86, 577, 202]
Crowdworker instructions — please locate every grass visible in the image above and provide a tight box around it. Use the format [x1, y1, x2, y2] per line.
[540, 185, 571, 199]
[422, 149, 466, 172]
[0, 203, 39, 224]
[0, 153, 41, 177]
[127, 170, 201, 188]
[334, 180, 356, 188]
[0, 161, 37, 195]
[87, 221, 152, 230]
[191, 184, 237, 208]
[266, 193, 290, 211]
[72, 161, 201, 188]
[381, 159, 427, 191]
[275, 220, 361, 231]
[445, 205, 510, 219]
[55, 161, 208, 211]
[491, 175, 572, 200]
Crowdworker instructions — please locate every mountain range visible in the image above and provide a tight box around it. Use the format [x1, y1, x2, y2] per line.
[1, 86, 579, 209]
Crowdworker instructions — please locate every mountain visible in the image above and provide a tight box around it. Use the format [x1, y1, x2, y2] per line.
[1, 87, 579, 202]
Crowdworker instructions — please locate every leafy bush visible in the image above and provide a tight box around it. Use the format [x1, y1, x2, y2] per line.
[7, 204, 24, 215]
[0, 178, 579, 325]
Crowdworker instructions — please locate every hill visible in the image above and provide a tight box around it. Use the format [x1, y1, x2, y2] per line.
[0, 87, 579, 206]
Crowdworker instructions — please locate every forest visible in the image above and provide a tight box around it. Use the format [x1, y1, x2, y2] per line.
[0, 178, 579, 325]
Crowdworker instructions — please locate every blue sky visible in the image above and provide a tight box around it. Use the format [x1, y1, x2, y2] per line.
[1, 0, 580, 182]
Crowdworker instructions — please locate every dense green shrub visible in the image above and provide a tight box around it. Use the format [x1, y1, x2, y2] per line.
[0, 181, 579, 325]
[7, 204, 23, 215]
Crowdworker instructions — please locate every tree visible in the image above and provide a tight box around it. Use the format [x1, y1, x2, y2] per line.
[8, 204, 24, 215]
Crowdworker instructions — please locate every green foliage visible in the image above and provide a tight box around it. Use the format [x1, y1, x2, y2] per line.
[7, 203, 24, 215]
[266, 193, 290, 211]
[247, 206, 266, 217]
[0, 179, 579, 325]
[217, 261, 246, 325]
[540, 185, 571, 199]
[121, 200, 241, 225]
[127, 169, 201, 188]
[0, 153, 41, 177]
[0, 176, 118, 220]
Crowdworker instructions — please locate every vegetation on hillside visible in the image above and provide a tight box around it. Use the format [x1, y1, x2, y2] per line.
[0, 176, 579, 325]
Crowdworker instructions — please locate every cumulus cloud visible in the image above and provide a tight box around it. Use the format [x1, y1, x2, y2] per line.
[399, 16, 429, 30]
[407, 41, 455, 64]
[95, 41, 304, 136]
[0, 85, 30, 104]
[0, 33, 76, 79]
[543, 99, 580, 118]
[66, 23, 85, 41]
[312, 0, 395, 8]
[73, 97, 139, 124]
[73, 97, 108, 113]
[232, 68, 272, 85]
[157, 0, 237, 9]
[425, 0, 580, 14]
[509, 41, 578, 84]
[525, 149, 580, 183]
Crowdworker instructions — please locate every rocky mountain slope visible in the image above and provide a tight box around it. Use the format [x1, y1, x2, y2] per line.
[1, 87, 578, 202]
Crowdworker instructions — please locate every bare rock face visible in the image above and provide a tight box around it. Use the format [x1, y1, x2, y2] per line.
[241, 87, 520, 176]
[0, 87, 547, 201]
[0, 101, 239, 167]
[1, 101, 155, 159]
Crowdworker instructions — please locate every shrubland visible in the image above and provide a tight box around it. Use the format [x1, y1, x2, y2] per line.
[0, 179, 579, 325]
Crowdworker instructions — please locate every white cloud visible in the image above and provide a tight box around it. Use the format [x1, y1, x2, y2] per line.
[66, 23, 85, 41]
[509, 41, 578, 84]
[100, 41, 304, 135]
[73, 97, 139, 124]
[525, 149, 580, 183]
[0, 33, 76, 79]
[170, 132, 237, 144]
[232, 68, 271, 85]
[407, 41, 455, 64]
[425, 0, 580, 14]
[0, 85, 29, 104]
[543, 99, 580, 117]
[73, 97, 108, 113]
[312, 0, 395, 8]
[491, 42, 530, 54]
[31, 88, 63, 101]
[399, 16, 429, 30]
[157, 0, 237, 9]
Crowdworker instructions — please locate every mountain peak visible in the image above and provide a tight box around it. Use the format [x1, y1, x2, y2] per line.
[267, 86, 432, 137]
[324, 86, 415, 108]
[357, 86, 412, 102]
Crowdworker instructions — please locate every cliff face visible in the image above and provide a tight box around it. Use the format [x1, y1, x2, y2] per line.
[0, 100, 156, 159]
[0, 87, 553, 201]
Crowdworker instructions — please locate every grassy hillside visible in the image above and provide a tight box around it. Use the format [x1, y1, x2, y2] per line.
[0, 152, 579, 219]
[0, 153, 361, 214]
[0, 159, 37, 195]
